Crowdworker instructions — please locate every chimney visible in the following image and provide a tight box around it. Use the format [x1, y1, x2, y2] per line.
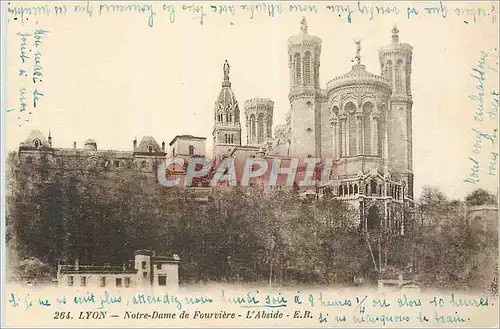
[75, 258, 80, 271]
[133, 138, 137, 151]
[73, 141, 76, 149]
[161, 141, 165, 151]
[48, 129, 52, 147]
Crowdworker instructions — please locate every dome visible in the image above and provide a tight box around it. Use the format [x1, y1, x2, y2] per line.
[84, 139, 97, 149]
[326, 64, 392, 92]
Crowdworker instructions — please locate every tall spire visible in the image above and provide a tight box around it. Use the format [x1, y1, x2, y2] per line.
[354, 39, 361, 65]
[300, 17, 308, 35]
[391, 24, 399, 44]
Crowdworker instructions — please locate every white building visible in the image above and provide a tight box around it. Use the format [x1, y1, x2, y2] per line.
[56, 250, 180, 288]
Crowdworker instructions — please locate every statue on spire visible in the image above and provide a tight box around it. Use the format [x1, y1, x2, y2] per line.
[223, 60, 230, 81]
[354, 39, 361, 65]
[300, 17, 308, 34]
[391, 24, 400, 43]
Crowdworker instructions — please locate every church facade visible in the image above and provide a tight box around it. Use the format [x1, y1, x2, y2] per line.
[211, 18, 415, 235]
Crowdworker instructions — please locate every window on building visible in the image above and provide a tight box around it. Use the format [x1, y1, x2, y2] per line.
[257, 113, 264, 143]
[80, 276, 87, 286]
[141, 160, 147, 169]
[67, 276, 74, 286]
[142, 261, 146, 269]
[156, 263, 162, 270]
[172, 148, 176, 156]
[124, 277, 130, 287]
[116, 278, 122, 287]
[114, 160, 120, 168]
[386, 60, 393, 82]
[189, 145, 195, 155]
[304, 51, 312, 85]
[158, 275, 167, 286]
[143, 272, 148, 278]
[294, 53, 301, 84]
[371, 180, 377, 195]
[33, 139, 40, 148]
[148, 145, 153, 153]
[99, 276, 106, 287]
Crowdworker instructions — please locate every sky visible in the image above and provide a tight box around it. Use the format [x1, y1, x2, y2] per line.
[3, 1, 499, 200]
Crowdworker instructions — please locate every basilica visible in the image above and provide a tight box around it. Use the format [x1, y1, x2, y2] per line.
[17, 18, 415, 236]
[211, 18, 415, 234]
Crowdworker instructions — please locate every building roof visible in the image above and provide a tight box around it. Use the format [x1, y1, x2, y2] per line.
[288, 17, 321, 45]
[59, 265, 137, 274]
[379, 25, 413, 56]
[136, 136, 163, 153]
[326, 64, 392, 91]
[21, 130, 51, 148]
[169, 135, 207, 146]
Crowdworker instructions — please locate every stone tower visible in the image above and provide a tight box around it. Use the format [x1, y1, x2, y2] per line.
[244, 98, 274, 146]
[212, 60, 242, 160]
[288, 17, 322, 158]
[379, 26, 414, 198]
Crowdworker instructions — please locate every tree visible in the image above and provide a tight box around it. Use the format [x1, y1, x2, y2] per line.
[465, 188, 497, 206]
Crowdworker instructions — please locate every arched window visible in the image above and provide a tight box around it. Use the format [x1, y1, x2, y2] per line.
[257, 113, 264, 144]
[141, 160, 147, 169]
[378, 105, 387, 157]
[228, 113, 232, 123]
[386, 60, 393, 83]
[148, 146, 153, 153]
[224, 134, 228, 144]
[349, 185, 353, 195]
[371, 180, 377, 195]
[363, 102, 373, 155]
[250, 114, 256, 143]
[294, 53, 301, 84]
[367, 206, 380, 231]
[188, 145, 195, 155]
[354, 184, 358, 194]
[345, 102, 357, 156]
[303, 51, 312, 85]
[33, 139, 40, 148]
[267, 118, 272, 139]
[395, 59, 403, 92]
